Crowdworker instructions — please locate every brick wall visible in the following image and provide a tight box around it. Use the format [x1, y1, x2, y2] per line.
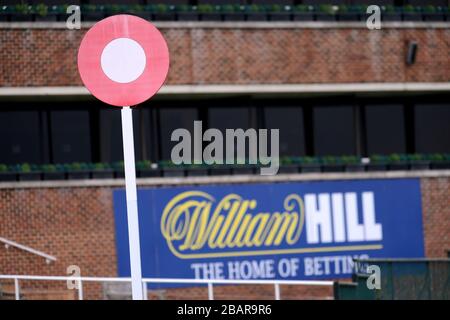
[1, 25, 449, 87]
[0, 187, 117, 299]
[421, 177, 450, 258]
[0, 176, 448, 299]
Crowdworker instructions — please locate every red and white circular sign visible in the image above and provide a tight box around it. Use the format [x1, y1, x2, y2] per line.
[77, 15, 169, 107]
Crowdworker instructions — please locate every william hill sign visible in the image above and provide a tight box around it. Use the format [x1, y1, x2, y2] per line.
[113, 179, 424, 286]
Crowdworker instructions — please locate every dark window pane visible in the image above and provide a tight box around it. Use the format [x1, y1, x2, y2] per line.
[198, 0, 244, 4]
[365, 104, 406, 155]
[304, 0, 362, 4]
[208, 107, 251, 132]
[51, 111, 91, 163]
[348, 0, 395, 4]
[208, 107, 252, 163]
[90, 108, 143, 163]
[159, 108, 199, 160]
[264, 107, 305, 156]
[408, 0, 447, 6]
[313, 106, 355, 156]
[0, 111, 41, 164]
[415, 104, 450, 153]
[99, 109, 123, 163]
[250, 0, 294, 5]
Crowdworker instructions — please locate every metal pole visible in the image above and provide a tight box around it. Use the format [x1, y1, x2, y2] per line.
[78, 279, 83, 300]
[142, 281, 148, 300]
[14, 278, 20, 300]
[274, 283, 281, 300]
[207, 283, 214, 300]
[121, 106, 143, 300]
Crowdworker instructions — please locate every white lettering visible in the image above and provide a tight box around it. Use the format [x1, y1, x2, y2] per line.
[345, 193, 365, 242]
[362, 192, 383, 241]
[305, 194, 332, 244]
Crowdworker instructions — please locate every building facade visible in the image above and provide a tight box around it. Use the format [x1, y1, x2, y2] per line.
[0, 15, 449, 299]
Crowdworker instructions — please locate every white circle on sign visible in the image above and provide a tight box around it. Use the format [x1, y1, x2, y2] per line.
[100, 37, 146, 84]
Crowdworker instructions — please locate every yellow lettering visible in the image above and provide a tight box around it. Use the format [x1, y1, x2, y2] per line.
[160, 191, 305, 259]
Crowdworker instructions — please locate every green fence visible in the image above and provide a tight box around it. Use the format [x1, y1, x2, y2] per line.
[334, 259, 450, 300]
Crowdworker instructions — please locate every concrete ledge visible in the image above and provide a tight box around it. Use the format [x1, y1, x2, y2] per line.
[1, 170, 449, 190]
[1, 83, 450, 99]
[1, 21, 450, 30]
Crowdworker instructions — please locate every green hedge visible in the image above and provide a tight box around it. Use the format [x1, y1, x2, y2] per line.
[1, 154, 448, 173]
[369, 153, 450, 164]
[1, 4, 448, 16]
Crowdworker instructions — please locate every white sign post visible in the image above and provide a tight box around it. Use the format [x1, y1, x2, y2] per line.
[77, 15, 170, 300]
[121, 106, 143, 300]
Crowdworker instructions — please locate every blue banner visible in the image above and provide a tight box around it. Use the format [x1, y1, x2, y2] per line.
[113, 179, 424, 285]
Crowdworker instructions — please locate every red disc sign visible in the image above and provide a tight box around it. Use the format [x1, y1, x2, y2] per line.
[77, 15, 169, 107]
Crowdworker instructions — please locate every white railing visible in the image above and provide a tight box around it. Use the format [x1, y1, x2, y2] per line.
[0, 237, 57, 264]
[0, 275, 333, 300]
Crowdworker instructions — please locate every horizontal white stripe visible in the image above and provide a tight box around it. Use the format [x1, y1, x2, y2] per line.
[1, 21, 450, 30]
[0, 170, 449, 190]
[1, 82, 450, 97]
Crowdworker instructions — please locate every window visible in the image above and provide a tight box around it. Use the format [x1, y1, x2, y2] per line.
[99, 109, 123, 163]
[50, 111, 91, 163]
[313, 106, 355, 156]
[0, 111, 41, 164]
[264, 107, 306, 156]
[365, 104, 406, 155]
[159, 108, 199, 160]
[415, 104, 450, 153]
[208, 107, 253, 163]
[208, 107, 252, 132]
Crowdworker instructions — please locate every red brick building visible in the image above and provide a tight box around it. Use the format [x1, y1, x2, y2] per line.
[0, 172, 449, 299]
[0, 18, 449, 299]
